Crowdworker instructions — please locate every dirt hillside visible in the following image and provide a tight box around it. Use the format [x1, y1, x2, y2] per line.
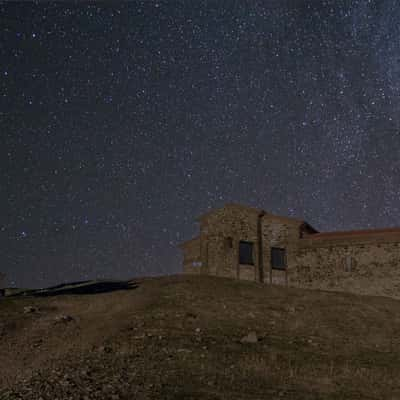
[1, 275, 400, 399]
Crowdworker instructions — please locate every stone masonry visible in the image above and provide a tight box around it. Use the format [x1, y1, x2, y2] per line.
[179, 203, 400, 297]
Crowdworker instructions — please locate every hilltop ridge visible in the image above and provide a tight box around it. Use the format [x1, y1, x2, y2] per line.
[1, 275, 400, 399]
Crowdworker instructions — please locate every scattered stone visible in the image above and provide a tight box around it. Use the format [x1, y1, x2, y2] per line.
[54, 314, 74, 323]
[288, 306, 296, 314]
[98, 345, 113, 353]
[133, 334, 145, 340]
[23, 306, 38, 314]
[240, 331, 258, 344]
[177, 348, 192, 353]
[195, 327, 201, 333]
[185, 312, 197, 320]
[32, 339, 43, 348]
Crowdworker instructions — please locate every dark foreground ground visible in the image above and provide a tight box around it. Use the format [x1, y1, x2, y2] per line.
[1, 275, 400, 399]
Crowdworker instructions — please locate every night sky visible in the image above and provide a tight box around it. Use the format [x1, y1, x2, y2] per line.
[2, 1, 400, 288]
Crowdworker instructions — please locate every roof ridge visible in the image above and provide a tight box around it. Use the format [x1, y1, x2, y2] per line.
[310, 226, 400, 238]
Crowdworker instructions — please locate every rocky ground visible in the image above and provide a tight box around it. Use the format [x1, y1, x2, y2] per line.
[1, 275, 400, 399]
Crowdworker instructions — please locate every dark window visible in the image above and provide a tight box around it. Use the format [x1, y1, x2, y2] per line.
[239, 241, 254, 265]
[344, 256, 353, 272]
[271, 247, 286, 269]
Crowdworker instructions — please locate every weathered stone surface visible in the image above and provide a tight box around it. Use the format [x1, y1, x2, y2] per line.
[240, 331, 258, 344]
[54, 314, 74, 323]
[180, 203, 400, 297]
[23, 306, 38, 314]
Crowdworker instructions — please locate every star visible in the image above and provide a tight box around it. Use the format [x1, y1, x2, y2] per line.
[1, 1, 400, 288]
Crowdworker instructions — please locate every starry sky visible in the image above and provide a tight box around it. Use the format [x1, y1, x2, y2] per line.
[2, 1, 400, 288]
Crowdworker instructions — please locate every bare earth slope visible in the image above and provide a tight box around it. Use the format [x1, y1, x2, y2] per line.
[1, 275, 400, 399]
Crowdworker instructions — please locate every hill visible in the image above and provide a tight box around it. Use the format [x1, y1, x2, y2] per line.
[1, 275, 400, 399]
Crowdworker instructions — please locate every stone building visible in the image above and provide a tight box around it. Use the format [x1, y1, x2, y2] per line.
[179, 203, 400, 296]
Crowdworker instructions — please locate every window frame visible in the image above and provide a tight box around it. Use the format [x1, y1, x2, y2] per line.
[270, 247, 287, 270]
[239, 240, 255, 265]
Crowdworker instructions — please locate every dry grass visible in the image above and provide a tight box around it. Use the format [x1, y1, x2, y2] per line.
[2, 275, 400, 399]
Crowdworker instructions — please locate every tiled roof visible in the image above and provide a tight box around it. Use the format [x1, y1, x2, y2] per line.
[308, 227, 400, 239]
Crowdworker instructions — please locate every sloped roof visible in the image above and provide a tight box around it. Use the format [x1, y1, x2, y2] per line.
[266, 212, 308, 226]
[308, 227, 400, 240]
[196, 203, 317, 229]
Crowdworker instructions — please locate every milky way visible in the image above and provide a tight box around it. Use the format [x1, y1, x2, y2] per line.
[2, 1, 400, 288]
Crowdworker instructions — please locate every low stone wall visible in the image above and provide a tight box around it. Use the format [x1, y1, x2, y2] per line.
[181, 237, 201, 274]
[238, 264, 257, 281]
[183, 265, 202, 275]
[291, 238, 400, 297]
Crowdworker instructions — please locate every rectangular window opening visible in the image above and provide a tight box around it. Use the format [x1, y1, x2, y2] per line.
[239, 241, 254, 265]
[271, 247, 286, 270]
[344, 256, 353, 272]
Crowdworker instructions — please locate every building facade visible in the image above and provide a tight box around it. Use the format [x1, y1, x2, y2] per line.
[179, 203, 400, 297]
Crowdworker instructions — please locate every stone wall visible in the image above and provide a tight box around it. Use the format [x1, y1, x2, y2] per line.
[198, 205, 260, 281]
[180, 204, 400, 298]
[291, 234, 400, 297]
[181, 204, 304, 283]
[261, 216, 301, 284]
